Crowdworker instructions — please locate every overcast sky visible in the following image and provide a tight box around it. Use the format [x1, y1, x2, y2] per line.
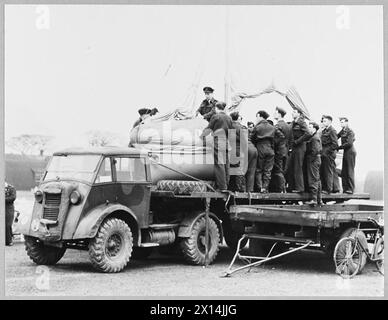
[4, 5, 384, 174]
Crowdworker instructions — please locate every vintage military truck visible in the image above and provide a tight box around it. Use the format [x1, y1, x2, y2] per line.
[18, 147, 228, 272]
[18, 146, 373, 273]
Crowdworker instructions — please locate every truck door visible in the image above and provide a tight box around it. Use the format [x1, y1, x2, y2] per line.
[112, 156, 151, 227]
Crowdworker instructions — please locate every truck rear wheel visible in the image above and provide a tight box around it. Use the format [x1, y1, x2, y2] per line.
[88, 218, 133, 273]
[24, 236, 66, 265]
[180, 216, 220, 265]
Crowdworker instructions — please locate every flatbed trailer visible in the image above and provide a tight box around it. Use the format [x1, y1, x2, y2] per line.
[151, 188, 379, 269]
[223, 202, 383, 277]
[151, 189, 370, 203]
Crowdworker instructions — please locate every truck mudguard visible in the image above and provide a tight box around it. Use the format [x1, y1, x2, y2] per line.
[72, 203, 140, 244]
[178, 211, 223, 242]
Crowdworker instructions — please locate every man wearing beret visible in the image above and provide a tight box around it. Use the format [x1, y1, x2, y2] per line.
[201, 101, 233, 191]
[272, 107, 293, 192]
[337, 117, 356, 194]
[196, 87, 218, 122]
[5, 182, 17, 246]
[320, 115, 339, 194]
[250, 110, 275, 193]
[133, 108, 152, 128]
[287, 109, 310, 193]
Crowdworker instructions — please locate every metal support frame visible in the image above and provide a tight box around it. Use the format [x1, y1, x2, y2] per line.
[223, 234, 313, 277]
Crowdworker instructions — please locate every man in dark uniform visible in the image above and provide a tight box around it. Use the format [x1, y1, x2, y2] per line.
[244, 122, 258, 192]
[133, 108, 152, 128]
[320, 115, 339, 194]
[272, 107, 293, 192]
[196, 87, 218, 121]
[5, 182, 16, 246]
[250, 110, 275, 193]
[337, 117, 356, 194]
[319, 116, 340, 193]
[287, 109, 310, 192]
[305, 122, 322, 205]
[228, 112, 247, 192]
[201, 101, 233, 191]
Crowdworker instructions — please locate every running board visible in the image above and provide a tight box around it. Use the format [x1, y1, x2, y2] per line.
[139, 242, 160, 248]
[148, 223, 179, 230]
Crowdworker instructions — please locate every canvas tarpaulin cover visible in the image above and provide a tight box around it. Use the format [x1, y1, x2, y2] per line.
[227, 83, 310, 119]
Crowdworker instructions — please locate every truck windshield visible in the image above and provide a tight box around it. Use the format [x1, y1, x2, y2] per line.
[44, 155, 101, 182]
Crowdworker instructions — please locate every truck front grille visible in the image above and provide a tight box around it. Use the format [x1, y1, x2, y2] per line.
[43, 193, 61, 221]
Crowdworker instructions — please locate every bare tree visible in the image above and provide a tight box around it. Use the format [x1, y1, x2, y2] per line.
[85, 130, 118, 147]
[6, 134, 53, 156]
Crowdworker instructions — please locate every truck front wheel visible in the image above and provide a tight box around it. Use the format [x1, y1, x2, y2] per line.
[180, 216, 220, 265]
[24, 236, 66, 265]
[88, 218, 133, 273]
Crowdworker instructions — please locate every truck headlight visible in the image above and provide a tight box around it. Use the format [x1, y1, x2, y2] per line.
[70, 191, 82, 205]
[34, 190, 43, 203]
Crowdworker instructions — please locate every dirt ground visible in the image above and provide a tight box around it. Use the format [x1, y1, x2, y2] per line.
[5, 240, 384, 297]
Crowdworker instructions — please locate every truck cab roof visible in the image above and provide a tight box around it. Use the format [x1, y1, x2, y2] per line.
[53, 146, 147, 157]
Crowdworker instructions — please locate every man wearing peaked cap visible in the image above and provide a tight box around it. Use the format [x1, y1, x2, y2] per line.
[133, 108, 152, 128]
[196, 86, 218, 121]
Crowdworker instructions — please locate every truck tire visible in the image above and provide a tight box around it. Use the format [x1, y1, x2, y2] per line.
[157, 180, 213, 195]
[131, 247, 153, 260]
[180, 216, 220, 265]
[24, 236, 66, 265]
[88, 218, 133, 273]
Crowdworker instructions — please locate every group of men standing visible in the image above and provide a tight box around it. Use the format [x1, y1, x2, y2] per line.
[198, 86, 357, 205]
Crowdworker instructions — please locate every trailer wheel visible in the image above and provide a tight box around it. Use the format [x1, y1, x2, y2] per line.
[180, 216, 220, 265]
[333, 237, 362, 278]
[338, 228, 367, 273]
[374, 236, 384, 275]
[88, 218, 133, 273]
[24, 236, 66, 265]
[131, 247, 153, 260]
